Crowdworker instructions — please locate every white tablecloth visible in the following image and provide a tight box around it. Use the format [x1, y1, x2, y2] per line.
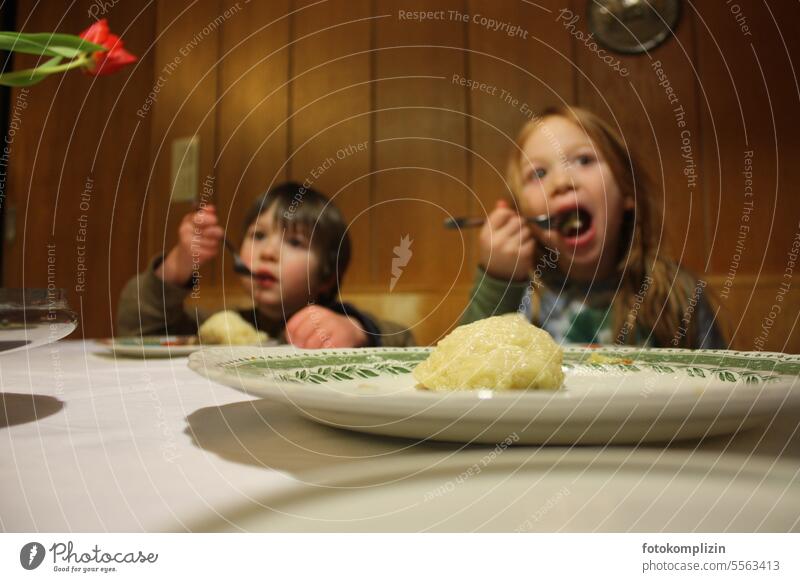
[2, 340, 799, 532]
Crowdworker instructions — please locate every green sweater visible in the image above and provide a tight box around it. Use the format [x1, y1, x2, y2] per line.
[462, 267, 726, 348]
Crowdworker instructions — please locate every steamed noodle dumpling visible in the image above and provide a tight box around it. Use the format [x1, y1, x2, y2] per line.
[198, 311, 269, 346]
[413, 314, 564, 391]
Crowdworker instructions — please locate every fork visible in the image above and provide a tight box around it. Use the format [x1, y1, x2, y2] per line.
[443, 214, 555, 230]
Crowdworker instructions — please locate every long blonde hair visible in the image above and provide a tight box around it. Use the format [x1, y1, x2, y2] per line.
[507, 105, 720, 348]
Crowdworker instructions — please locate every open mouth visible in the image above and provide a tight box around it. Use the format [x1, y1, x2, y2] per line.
[556, 207, 593, 240]
[254, 272, 277, 285]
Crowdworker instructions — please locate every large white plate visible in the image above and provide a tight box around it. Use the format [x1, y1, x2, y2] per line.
[186, 450, 800, 532]
[187, 346, 800, 445]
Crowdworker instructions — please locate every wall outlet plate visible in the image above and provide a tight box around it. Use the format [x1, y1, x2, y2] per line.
[170, 136, 199, 203]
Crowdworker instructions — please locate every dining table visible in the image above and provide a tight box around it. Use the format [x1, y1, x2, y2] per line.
[2, 339, 799, 533]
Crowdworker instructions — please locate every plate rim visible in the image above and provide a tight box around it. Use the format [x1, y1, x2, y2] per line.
[187, 345, 800, 399]
[186, 345, 799, 423]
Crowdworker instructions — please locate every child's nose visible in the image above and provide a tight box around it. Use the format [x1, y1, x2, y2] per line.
[549, 164, 578, 196]
[258, 235, 280, 260]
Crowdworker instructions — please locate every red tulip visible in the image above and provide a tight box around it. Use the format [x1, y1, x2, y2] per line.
[79, 18, 109, 45]
[79, 19, 137, 76]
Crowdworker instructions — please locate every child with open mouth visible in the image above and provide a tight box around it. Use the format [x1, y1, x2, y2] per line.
[118, 182, 414, 348]
[462, 105, 726, 348]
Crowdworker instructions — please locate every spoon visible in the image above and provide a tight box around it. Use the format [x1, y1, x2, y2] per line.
[222, 236, 255, 276]
[444, 214, 555, 230]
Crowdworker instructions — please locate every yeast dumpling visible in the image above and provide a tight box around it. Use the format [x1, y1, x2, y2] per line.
[198, 311, 269, 346]
[413, 314, 564, 390]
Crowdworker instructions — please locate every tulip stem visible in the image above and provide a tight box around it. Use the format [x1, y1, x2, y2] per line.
[0, 54, 92, 83]
[32, 54, 91, 74]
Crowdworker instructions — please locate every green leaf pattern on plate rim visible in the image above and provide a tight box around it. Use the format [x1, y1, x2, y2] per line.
[217, 347, 798, 385]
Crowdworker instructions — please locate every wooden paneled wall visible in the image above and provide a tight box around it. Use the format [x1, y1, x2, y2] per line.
[4, 0, 799, 351]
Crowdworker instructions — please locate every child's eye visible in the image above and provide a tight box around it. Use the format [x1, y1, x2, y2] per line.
[527, 167, 547, 182]
[574, 154, 595, 166]
[250, 230, 266, 241]
[286, 236, 307, 248]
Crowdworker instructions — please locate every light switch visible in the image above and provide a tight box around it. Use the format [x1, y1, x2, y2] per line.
[170, 136, 199, 203]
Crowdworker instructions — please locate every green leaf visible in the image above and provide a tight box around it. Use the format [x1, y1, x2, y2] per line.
[0, 55, 63, 86]
[0, 32, 105, 58]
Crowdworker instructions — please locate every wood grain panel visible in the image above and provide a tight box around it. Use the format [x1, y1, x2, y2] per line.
[369, 0, 473, 343]
[693, 1, 800, 344]
[146, 1, 224, 282]
[468, 0, 574, 227]
[291, 0, 372, 286]
[573, 0, 706, 274]
[695, 1, 799, 274]
[709, 276, 800, 354]
[3, 0, 155, 338]
[214, 0, 290, 290]
[372, 0, 470, 334]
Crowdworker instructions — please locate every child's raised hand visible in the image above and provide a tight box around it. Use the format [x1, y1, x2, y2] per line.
[478, 200, 535, 281]
[285, 305, 369, 349]
[156, 204, 225, 286]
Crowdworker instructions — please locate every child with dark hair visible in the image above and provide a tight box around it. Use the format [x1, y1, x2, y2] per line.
[118, 182, 413, 347]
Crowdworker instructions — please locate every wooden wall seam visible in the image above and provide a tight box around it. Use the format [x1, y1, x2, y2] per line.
[211, 0, 223, 186]
[462, 0, 473, 244]
[369, 0, 377, 283]
[286, 0, 295, 180]
[687, 2, 711, 269]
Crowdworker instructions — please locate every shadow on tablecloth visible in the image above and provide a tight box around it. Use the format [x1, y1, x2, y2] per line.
[184, 398, 800, 483]
[1, 392, 64, 428]
[184, 399, 495, 479]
